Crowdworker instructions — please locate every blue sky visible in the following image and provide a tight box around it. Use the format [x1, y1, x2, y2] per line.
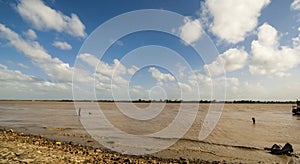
[0, 0, 299, 100]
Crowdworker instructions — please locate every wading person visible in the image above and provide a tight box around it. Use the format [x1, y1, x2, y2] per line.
[252, 117, 256, 124]
[78, 107, 81, 116]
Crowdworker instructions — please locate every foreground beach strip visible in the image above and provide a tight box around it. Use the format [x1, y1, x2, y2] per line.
[0, 129, 222, 164]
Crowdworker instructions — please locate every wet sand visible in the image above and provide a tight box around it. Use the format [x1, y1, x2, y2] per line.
[0, 101, 300, 163]
[0, 129, 201, 163]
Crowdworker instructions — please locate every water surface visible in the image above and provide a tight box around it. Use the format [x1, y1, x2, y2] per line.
[0, 101, 299, 163]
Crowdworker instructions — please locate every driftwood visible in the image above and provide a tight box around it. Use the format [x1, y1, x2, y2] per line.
[264, 143, 293, 155]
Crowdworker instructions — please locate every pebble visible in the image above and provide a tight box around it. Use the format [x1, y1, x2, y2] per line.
[55, 141, 61, 146]
[0, 129, 216, 164]
[20, 159, 35, 163]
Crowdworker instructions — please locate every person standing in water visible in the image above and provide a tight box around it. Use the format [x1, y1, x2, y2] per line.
[252, 117, 256, 124]
[78, 107, 81, 116]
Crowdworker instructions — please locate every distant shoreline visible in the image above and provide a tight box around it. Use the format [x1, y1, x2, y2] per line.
[0, 99, 297, 104]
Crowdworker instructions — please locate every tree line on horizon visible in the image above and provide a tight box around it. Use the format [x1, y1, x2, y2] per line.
[0, 99, 297, 104]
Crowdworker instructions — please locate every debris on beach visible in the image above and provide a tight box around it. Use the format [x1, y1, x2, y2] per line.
[1, 129, 219, 164]
[264, 143, 294, 155]
[55, 141, 61, 146]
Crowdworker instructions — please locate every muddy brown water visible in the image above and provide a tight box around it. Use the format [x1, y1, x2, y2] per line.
[0, 101, 299, 163]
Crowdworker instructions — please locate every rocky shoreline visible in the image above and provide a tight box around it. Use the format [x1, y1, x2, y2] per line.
[0, 128, 222, 164]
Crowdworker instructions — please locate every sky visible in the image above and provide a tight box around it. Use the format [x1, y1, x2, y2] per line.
[0, 0, 299, 101]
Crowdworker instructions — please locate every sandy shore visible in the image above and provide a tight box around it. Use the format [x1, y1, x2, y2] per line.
[0, 128, 220, 164]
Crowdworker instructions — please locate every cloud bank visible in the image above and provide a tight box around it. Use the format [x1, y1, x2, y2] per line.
[179, 17, 203, 44]
[16, 0, 86, 38]
[250, 23, 300, 77]
[203, 0, 270, 44]
[53, 41, 72, 50]
[204, 48, 248, 76]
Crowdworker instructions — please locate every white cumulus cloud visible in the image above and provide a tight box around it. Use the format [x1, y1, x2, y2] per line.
[179, 17, 203, 44]
[204, 48, 248, 76]
[0, 23, 73, 82]
[16, 0, 86, 38]
[77, 53, 135, 87]
[178, 82, 192, 92]
[203, 0, 270, 44]
[293, 34, 300, 48]
[0, 65, 39, 82]
[23, 29, 37, 40]
[0, 64, 7, 70]
[127, 65, 139, 75]
[17, 63, 29, 69]
[292, 27, 300, 48]
[250, 23, 300, 77]
[148, 67, 175, 86]
[188, 72, 212, 87]
[0, 72, 72, 99]
[52, 41, 72, 50]
[291, 0, 300, 10]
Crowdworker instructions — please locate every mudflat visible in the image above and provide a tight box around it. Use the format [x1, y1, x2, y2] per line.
[1, 129, 200, 163]
[0, 101, 299, 163]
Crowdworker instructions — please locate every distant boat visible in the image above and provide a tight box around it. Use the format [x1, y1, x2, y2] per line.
[292, 100, 300, 115]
